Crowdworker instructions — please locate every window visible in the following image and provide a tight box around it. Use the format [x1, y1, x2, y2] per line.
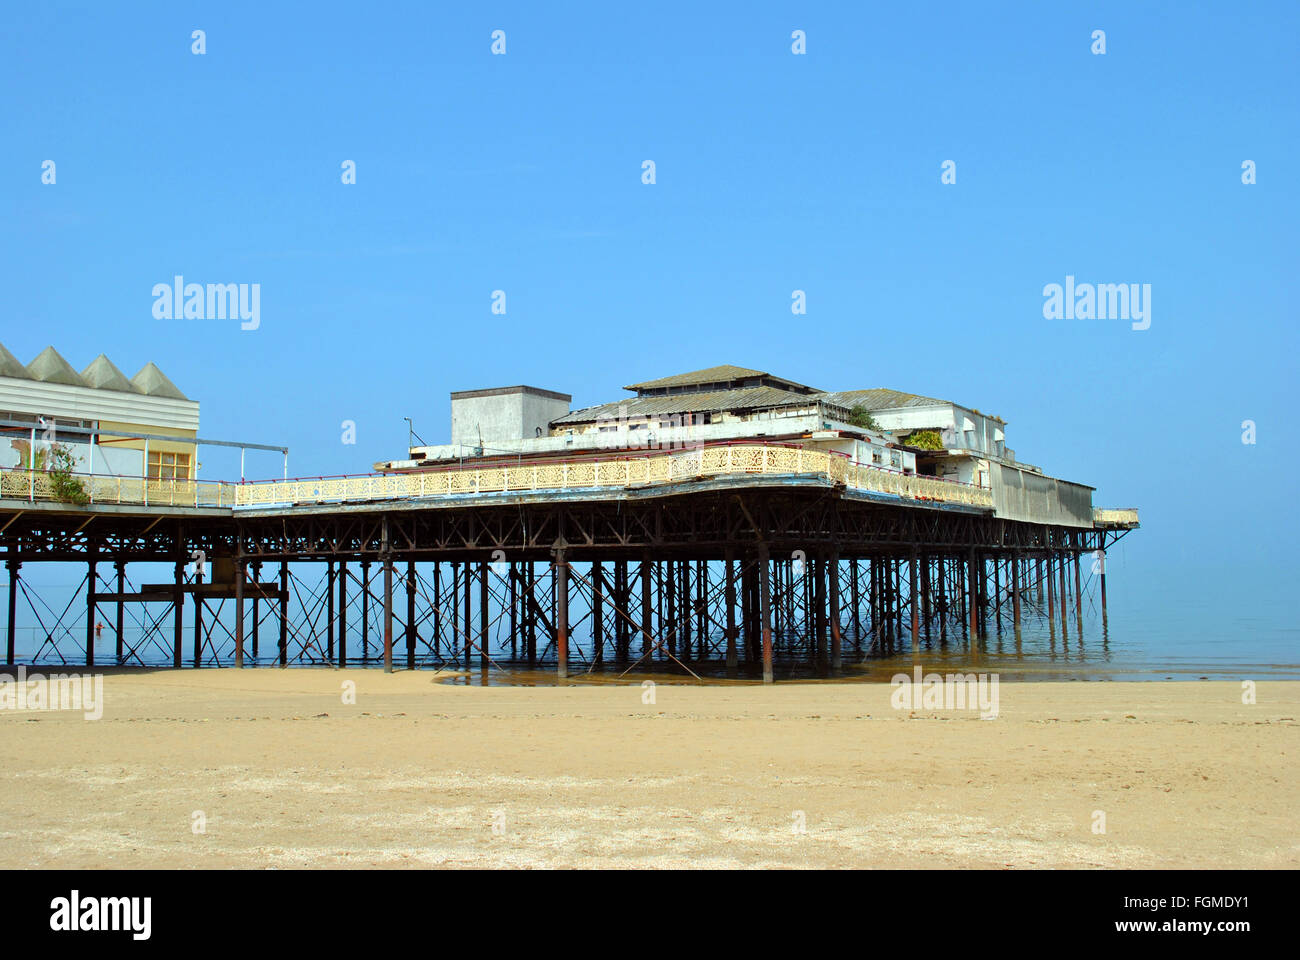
[147, 450, 191, 480]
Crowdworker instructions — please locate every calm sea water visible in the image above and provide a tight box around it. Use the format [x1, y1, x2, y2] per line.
[5, 565, 1296, 683]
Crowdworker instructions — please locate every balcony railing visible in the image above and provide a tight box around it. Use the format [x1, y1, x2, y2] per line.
[1, 443, 993, 511]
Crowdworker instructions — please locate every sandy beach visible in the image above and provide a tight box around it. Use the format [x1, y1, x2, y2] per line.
[1, 670, 1295, 869]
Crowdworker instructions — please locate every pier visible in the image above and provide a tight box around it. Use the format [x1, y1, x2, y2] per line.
[0, 441, 1137, 679]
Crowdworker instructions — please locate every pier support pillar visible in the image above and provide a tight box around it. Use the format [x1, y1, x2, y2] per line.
[173, 557, 184, 668]
[920, 554, 931, 638]
[278, 561, 289, 667]
[814, 551, 827, 664]
[1098, 547, 1108, 628]
[114, 560, 126, 665]
[463, 562, 472, 666]
[1073, 550, 1084, 635]
[829, 549, 842, 670]
[1058, 552, 1069, 641]
[251, 561, 261, 662]
[326, 560, 335, 661]
[381, 519, 393, 674]
[941, 554, 951, 642]
[406, 560, 416, 669]
[554, 549, 568, 680]
[433, 563, 443, 660]
[909, 548, 919, 649]
[967, 549, 979, 643]
[1046, 553, 1057, 640]
[725, 548, 737, 670]
[337, 560, 347, 667]
[192, 563, 204, 667]
[759, 543, 773, 683]
[591, 561, 604, 666]
[360, 561, 370, 662]
[480, 560, 490, 669]
[234, 557, 245, 668]
[85, 557, 96, 668]
[993, 556, 1002, 635]
[640, 553, 653, 660]
[6, 558, 18, 665]
[1012, 554, 1022, 639]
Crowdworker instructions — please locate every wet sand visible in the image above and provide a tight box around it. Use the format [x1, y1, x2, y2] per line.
[1, 669, 1296, 868]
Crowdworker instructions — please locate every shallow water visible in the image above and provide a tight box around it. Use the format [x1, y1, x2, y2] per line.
[7, 568, 1296, 684]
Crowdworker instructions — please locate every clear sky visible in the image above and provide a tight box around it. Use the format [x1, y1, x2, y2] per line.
[2, 2, 1297, 611]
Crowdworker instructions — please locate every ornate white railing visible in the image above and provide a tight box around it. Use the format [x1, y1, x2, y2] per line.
[1, 443, 993, 511]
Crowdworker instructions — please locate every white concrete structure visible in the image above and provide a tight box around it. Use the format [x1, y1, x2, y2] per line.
[376, 364, 1093, 525]
[449, 386, 571, 452]
[0, 343, 199, 479]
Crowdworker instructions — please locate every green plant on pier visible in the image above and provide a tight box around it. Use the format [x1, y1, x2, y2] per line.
[847, 405, 882, 432]
[901, 430, 945, 451]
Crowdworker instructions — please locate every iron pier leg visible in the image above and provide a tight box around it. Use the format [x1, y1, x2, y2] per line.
[326, 560, 335, 661]
[463, 561, 472, 667]
[725, 548, 737, 671]
[234, 557, 245, 668]
[1073, 549, 1083, 635]
[251, 560, 261, 662]
[85, 557, 97, 668]
[1012, 554, 1022, 640]
[1059, 551, 1069, 641]
[1099, 545, 1109, 629]
[759, 543, 773, 683]
[433, 563, 442, 660]
[173, 558, 184, 668]
[1046, 552, 1057, 641]
[192, 564, 204, 667]
[278, 562, 288, 667]
[554, 549, 568, 680]
[480, 560, 490, 669]
[360, 561, 370, 662]
[591, 561, 604, 666]
[406, 560, 416, 669]
[382, 520, 393, 674]
[909, 547, 920, 649]
[338, 560, 347, 667]
[115, 559, 125, 665]
[640, 553, 653, 661]
[6, 558, 18, 665]
[829, 549, 842, 670]
[967, 549, 979, 643]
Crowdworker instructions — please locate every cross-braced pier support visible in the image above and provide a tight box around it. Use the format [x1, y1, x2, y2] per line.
[1, 490, 1135, 680]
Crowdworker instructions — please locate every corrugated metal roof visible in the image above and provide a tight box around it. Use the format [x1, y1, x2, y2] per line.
[819, 388, 1005, 423]
[818, 388, 946, 409]
[553, 385, 841, 425]
[623, 364, 768, 391]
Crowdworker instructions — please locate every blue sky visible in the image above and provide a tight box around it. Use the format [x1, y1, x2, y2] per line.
[2, 1, 1297, 607]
